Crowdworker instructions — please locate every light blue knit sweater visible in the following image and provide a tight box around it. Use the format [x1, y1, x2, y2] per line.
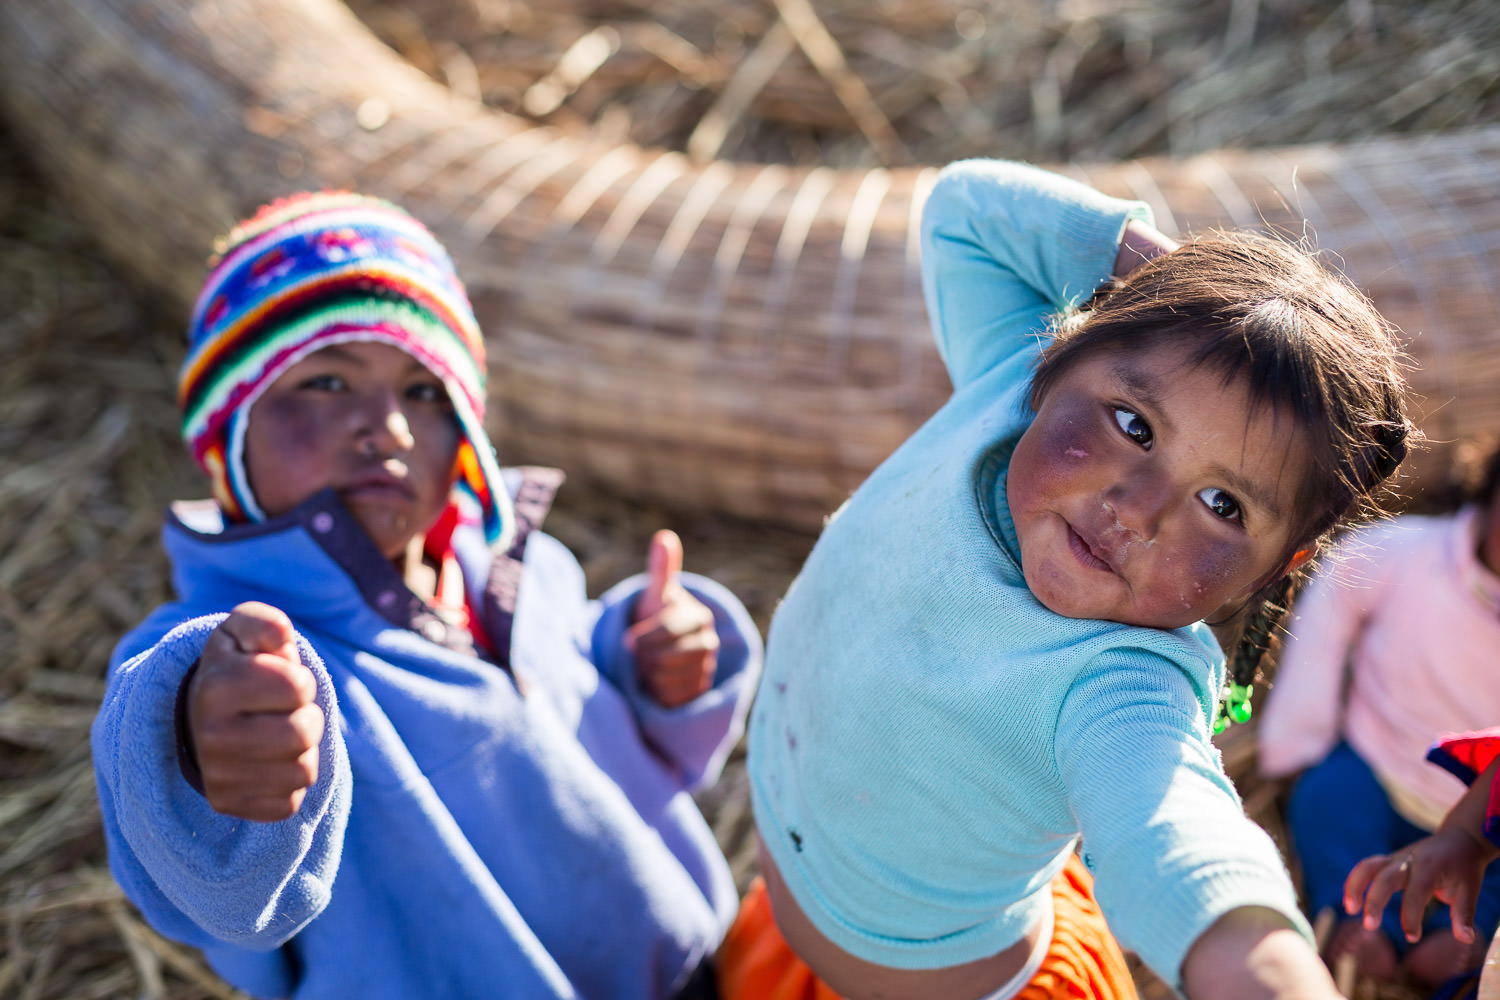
[747, 159, 1310, 991]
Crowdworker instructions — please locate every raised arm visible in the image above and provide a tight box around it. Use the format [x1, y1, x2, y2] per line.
[919, 159, 1154, 390]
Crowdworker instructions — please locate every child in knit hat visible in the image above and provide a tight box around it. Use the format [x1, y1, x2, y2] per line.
[91, 192, 763, 1000]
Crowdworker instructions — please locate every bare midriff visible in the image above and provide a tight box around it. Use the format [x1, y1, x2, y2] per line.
[757, 837, 1044, 1000]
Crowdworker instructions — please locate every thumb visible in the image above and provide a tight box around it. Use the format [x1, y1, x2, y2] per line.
[225, 601, 301, 662]
[638, 529, 684, 620]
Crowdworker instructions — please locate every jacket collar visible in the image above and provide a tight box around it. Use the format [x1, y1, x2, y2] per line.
[166, 467, 565, 656]
[167, 488, 474, 652]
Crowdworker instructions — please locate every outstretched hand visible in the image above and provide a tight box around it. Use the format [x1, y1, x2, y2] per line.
[627, 530, 720, 708]
[1344, 828, 1494, 945]
[187, 602, 325, 822]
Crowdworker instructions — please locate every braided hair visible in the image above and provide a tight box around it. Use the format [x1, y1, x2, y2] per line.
[1031, 229, 1419, 729]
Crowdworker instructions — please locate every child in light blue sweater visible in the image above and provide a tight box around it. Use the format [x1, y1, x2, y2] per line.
[732, 159, 1416, 1000]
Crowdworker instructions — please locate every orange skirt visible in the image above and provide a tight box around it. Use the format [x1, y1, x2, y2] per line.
[716, 853, 1138, 1000]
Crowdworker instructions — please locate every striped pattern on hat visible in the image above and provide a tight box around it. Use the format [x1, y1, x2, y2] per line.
[179, 191, 514, 550]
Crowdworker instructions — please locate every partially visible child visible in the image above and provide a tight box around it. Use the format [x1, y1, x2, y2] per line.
[1344, 732, 1500, 963]
[1258, 444, 1500, 990]
[90, 192, 763, 1000]
[730, 158, 1416, 1000]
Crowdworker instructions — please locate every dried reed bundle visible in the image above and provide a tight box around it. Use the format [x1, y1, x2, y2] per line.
[6, 0, 1500, 532]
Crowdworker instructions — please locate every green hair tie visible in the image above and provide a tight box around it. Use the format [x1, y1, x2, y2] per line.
[1212, 682, 1255, 734]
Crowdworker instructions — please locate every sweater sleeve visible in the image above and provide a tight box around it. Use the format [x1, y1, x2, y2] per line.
[1429, 729, 1500, 850]
[919, 158, 1152, 391]
[1057, 652, 1311, 992]
[592, 572, 764, 790]
[91, 607, 352, 954]
[1256, 523, 1393, 779]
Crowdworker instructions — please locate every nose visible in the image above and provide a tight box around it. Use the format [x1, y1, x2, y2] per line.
[356, 391, 414, 455]
[1103, 470, 1172, 540]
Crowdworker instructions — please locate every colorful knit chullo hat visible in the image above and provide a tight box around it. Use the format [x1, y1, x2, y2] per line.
[178, 191, 515, 551]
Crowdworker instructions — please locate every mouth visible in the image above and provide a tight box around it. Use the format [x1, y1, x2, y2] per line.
[1066, 521, 1119, 575]
[340, 464, 416, 503]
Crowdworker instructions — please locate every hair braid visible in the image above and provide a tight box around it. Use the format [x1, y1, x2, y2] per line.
[1215, 568, 1310, 732]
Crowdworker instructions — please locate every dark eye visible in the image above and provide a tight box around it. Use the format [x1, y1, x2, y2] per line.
[298, 374, 347, 392]
[406, 382, 450, 405]
[1197, 487, 1242, 522]
[1112, 407, 1152, 448]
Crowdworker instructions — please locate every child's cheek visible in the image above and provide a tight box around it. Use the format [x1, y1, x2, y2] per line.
[1010, 398, 1099, 523]
[244, 394, 336, 511]
[1183, 538, 1257, 604]
[1032, 397, 1097, 478]
[258, 406, 317, 460]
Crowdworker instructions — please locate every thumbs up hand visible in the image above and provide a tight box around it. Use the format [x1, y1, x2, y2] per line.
[626, 530, 720, 708]
[187, 602, 325, 821]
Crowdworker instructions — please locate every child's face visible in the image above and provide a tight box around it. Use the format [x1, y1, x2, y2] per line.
[243, 341, 461, 560]
[1007, 342, 1307, 630]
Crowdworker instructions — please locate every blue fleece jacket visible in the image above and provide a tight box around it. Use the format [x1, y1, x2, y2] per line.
[92, 472, 762, 1000]
[747, 159, 1310, 990]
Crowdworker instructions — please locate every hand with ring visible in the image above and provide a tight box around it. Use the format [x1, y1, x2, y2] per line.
[1344, 829, 1494, 945]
